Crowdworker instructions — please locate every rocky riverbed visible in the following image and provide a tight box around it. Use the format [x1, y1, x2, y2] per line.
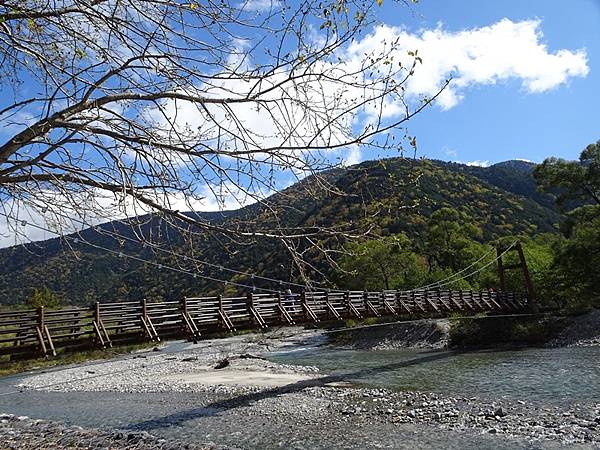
[2, 326, 599, 448]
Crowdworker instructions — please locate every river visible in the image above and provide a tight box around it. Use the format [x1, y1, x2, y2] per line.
[269, 345, 600, 408]
[0, 342, 599, 449]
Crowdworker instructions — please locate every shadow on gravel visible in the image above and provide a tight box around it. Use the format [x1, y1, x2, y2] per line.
[126, 350, 458, 431]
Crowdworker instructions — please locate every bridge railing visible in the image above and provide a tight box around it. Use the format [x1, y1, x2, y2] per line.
[0, 288, 528, 358]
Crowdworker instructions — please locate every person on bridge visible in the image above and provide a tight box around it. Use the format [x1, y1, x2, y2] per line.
[285, 289, 296, 313]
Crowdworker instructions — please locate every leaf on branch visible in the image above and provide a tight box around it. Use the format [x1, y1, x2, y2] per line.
[377, 0, 383, 6]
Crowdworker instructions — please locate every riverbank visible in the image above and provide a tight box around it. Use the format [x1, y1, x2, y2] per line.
[547, 309, 600, 347]
[4, 327, 599, 448]
[330, 309, 600, 351]
[328, 318, 450, 350]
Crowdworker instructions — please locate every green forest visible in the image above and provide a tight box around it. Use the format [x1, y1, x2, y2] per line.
[338, 140, 600, 312]
[1, 140, 599, 312]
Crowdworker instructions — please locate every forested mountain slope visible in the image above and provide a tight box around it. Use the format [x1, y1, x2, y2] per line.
[0, 158, 561, 306]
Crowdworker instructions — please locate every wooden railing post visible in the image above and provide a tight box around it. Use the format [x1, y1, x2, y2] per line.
[141, 298, 148, 322]
[344, 291, 350, 317]
[140, 298, 158, 341]
[36, 306, 47, 356]
[180, 296, 188, 337]
[181, 296, 188, 316]
[180, 296, 201, 342]
[93, 301, 103, 348]
[246, 291, 253, 320]
[37, 306, 44, 333]
[301, 290, 307, 321]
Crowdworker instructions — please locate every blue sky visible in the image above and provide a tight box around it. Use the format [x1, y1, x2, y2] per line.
[1, 0, 599, 247]
[359, 0, 600, 166]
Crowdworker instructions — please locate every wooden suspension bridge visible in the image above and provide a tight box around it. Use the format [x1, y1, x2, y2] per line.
[0, 288, 531, 359]
[0, 242, 536, 359]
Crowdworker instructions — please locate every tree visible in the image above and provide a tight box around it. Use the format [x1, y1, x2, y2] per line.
[423, 207, 482, 273]
[0, 1, 443, 279]
[534, 140, 600, 211]
[534, 141, 600, 308]
[26, 286, 61, 309]
[338, 234, 426, 290]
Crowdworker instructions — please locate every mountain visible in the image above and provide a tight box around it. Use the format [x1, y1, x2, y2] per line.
[0, 158, 562, 306]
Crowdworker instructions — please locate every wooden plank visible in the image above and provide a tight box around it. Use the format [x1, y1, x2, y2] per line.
[35, 326, 47, 356]
[277, 304, 295, 325]
[425, 297, 440, 313]
[301, 302, 320, 323]
[459, 291, 475, 310]
[397, 298, 412, 314]
[449, 296, 463, 310]
[141, 317, 154, 340]
[383, 299, 397, 315]
[249, 306, 268, 329]
[325, 301, 342, 320]
[43, 325, 56, 357]
[92, 321, 106, 348]
[348, 301, 363, 319]
[366, 300, 381, 317]
[437, 296, 453, 312]
[218, 309, 236, 332]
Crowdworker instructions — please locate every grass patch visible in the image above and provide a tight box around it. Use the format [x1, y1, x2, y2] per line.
[0, 342, 157, 377]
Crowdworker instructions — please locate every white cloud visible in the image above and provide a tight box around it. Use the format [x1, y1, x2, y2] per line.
[466, 160, 490, 167]
[141, 18, 587, 179]
[4, 18, 582, 249]
[239, 0, 280, 12]
[443, 146, 457, 158]
[155, 18, 588, 159]
[347, 19, 589, 110]
[342, 146, 363, 167]
[0, 185, 264, 249]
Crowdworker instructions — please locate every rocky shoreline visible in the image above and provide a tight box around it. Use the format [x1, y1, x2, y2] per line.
[327, 319, 451, 350]
[0, 413, 232, 449]
[547, 309, 600, 348]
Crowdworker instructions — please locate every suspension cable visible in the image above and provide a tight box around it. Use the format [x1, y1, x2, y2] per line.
[424, 241, 518, 291]
[411, 244, 500, 291]
[22, 201, 328, 290]
[1, 212, 282, 294]
[406, 241, 518, 292]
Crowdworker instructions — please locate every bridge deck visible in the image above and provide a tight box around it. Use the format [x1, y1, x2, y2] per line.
[0, 289, 528, 359]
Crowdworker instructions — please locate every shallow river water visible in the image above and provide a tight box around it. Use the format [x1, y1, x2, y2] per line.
[1, 343, 599, 449]
[270, 345, 600, 408]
